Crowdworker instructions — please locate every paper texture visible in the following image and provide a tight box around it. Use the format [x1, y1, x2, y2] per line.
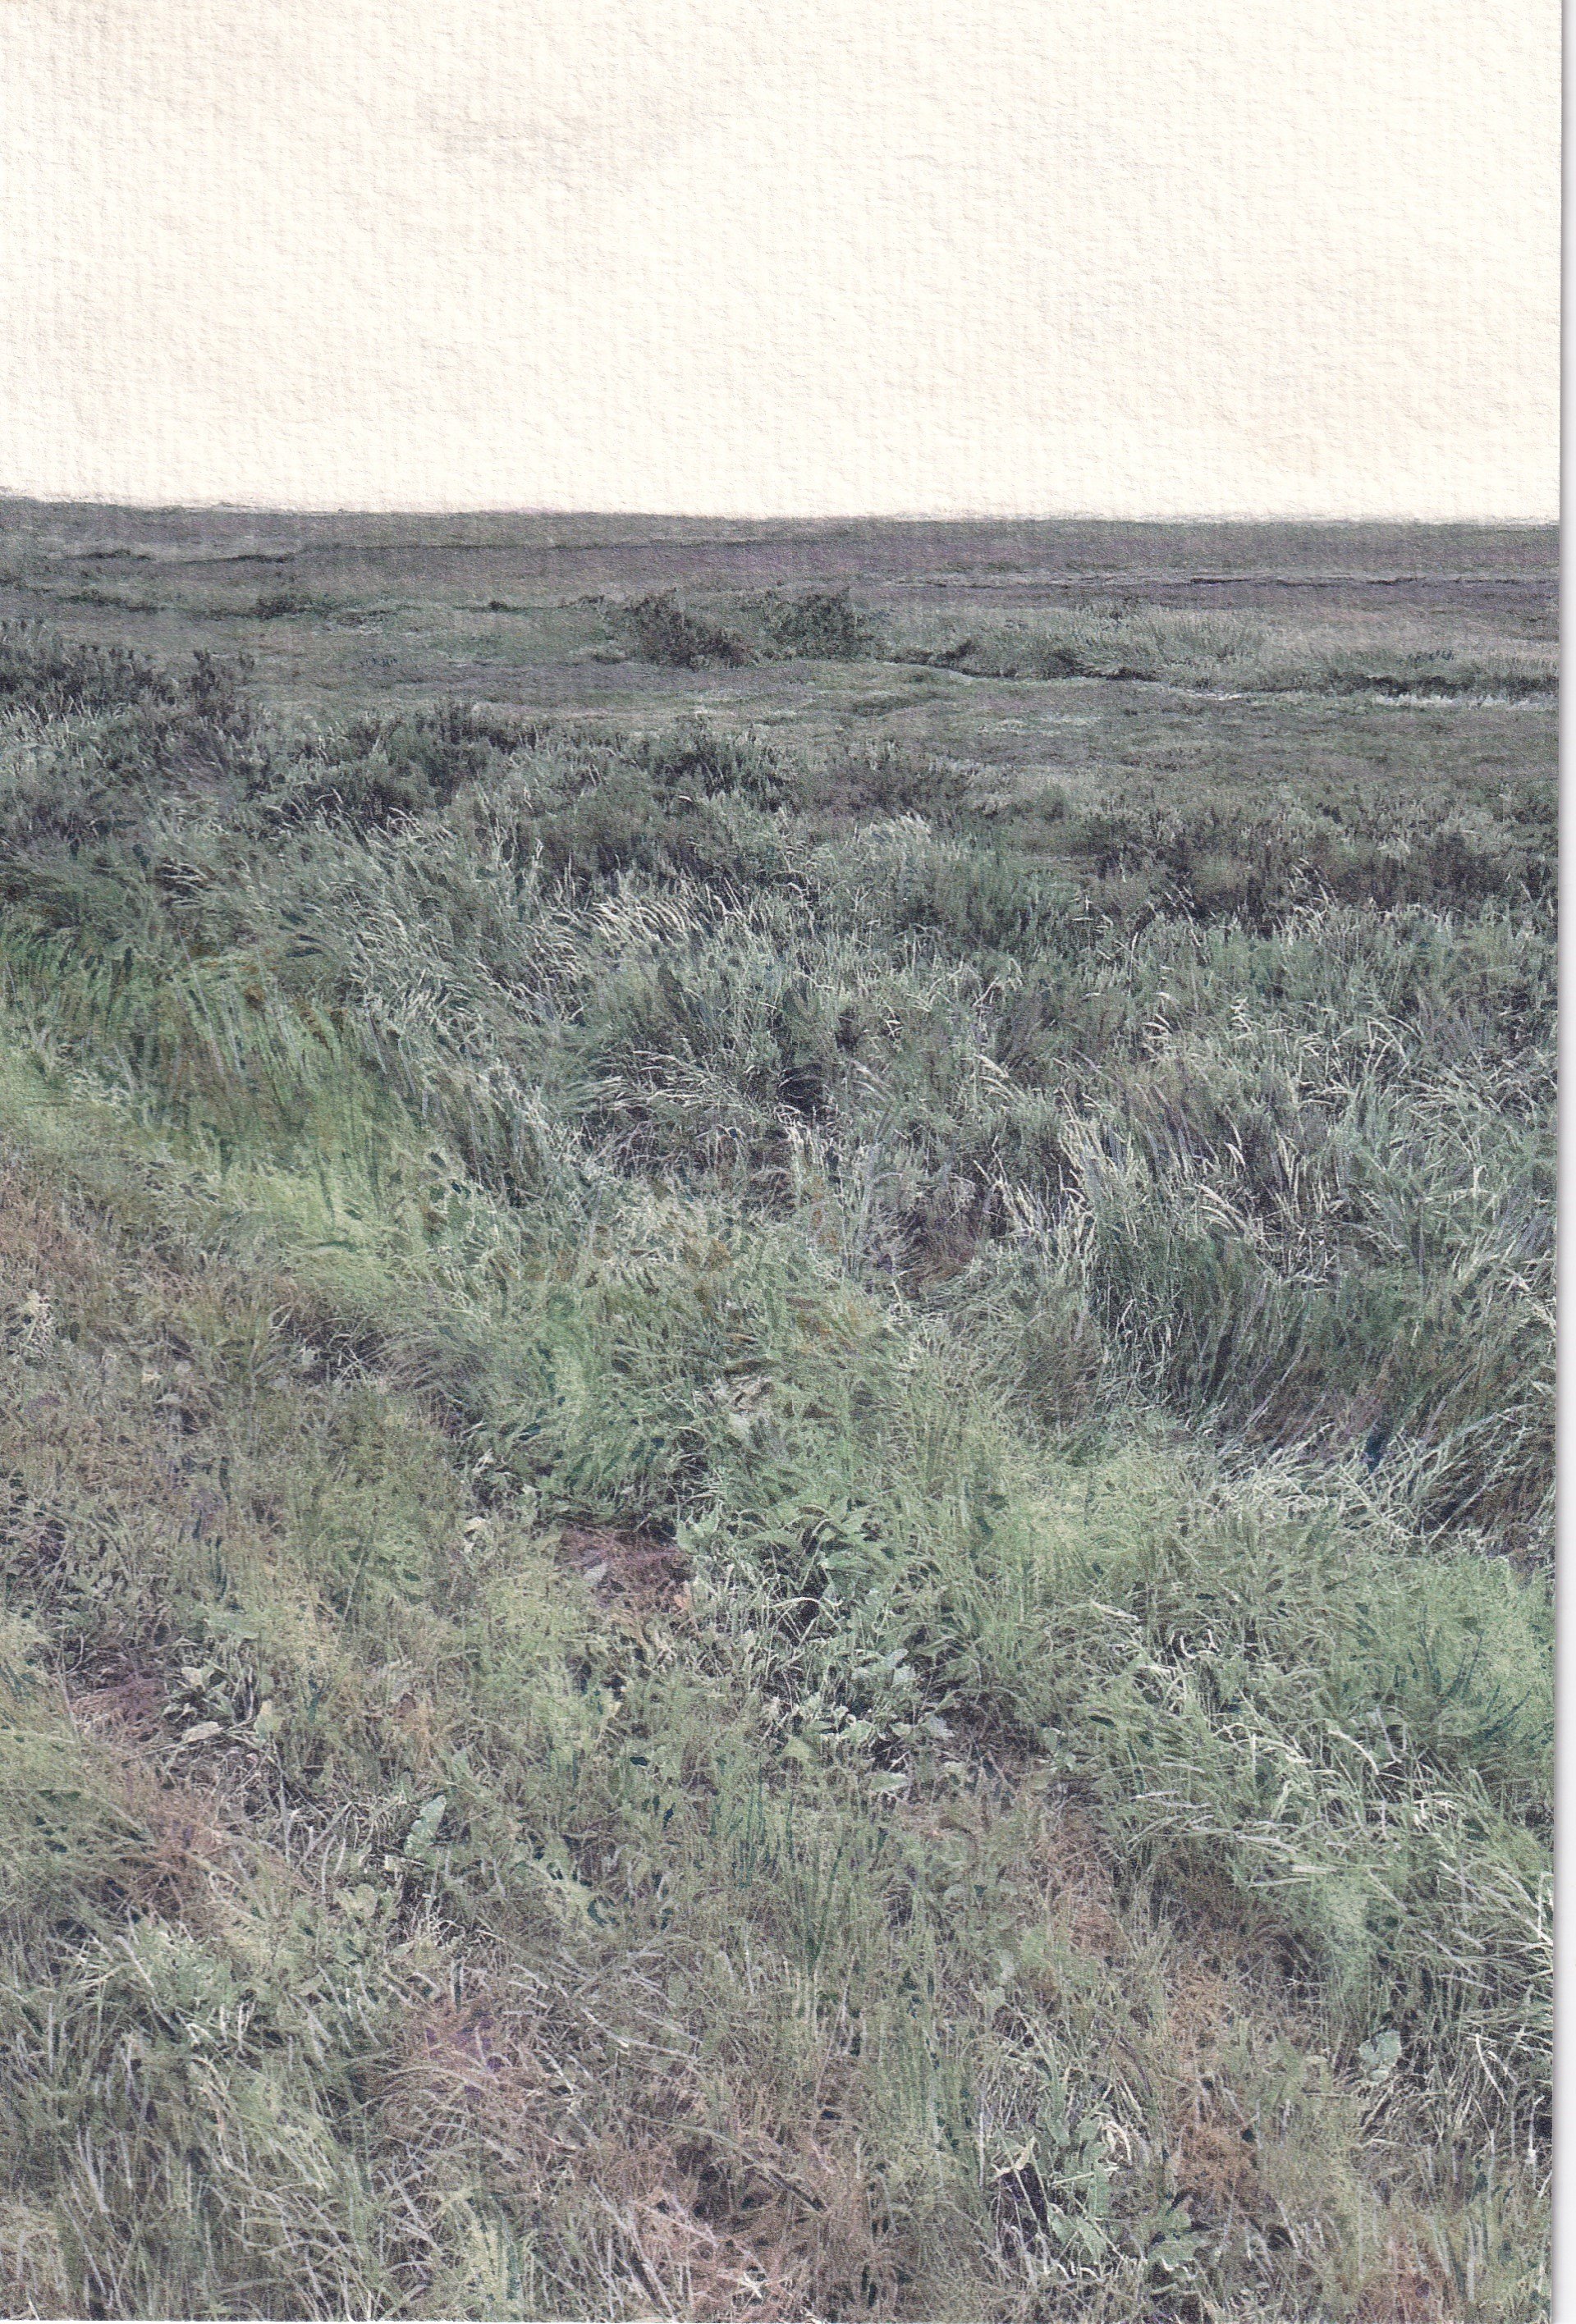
[1, 0, 1560, 515]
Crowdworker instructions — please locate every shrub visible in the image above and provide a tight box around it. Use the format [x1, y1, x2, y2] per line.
[761, 585, 876, 661]
[249, 700, 543, 829]
[0, 624, 176, 718]
[820, 738, 969, 819]
[633, 720, 795, 811]
[624, 592, 750, 669]
[253, 589, 332, 619]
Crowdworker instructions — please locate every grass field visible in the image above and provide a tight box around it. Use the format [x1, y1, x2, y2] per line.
[0, 506, 1555, 2321]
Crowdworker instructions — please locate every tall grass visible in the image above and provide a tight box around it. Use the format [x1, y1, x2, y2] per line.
[883, 604, 1560, 698]
[0, 630, 1552, 2318]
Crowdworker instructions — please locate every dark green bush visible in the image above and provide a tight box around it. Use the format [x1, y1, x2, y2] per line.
[761, 585, 875, 661]
[625, 592, 750, 668]
[253, 589, 333, 619]
[0, 623, 177, 718]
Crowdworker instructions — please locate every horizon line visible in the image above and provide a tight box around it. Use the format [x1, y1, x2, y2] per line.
[0, 492, 1559, 530]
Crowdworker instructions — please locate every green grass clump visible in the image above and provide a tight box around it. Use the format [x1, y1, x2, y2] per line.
[0, 621, 182, 717]
[0, 618, 1551, 2317]
[758, 586, 877, 661]
[624, 592, 752, 670]
[623, 587, 877, 670]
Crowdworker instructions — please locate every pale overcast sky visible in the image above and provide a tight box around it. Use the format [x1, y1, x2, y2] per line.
[0, 0, 1559, 517]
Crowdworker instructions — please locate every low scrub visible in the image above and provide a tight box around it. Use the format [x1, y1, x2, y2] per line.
[758, 584, 877, 661]
[624, 592, 751, 670]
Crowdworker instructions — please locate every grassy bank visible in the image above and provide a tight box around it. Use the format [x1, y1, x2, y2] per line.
[0, 605, 1553, 2321]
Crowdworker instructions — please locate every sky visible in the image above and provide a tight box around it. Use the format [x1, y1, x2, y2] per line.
[0, 0, 1560, 518]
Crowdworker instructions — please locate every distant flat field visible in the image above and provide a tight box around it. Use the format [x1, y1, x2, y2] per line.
[0, 505, 1556, 784]
[0, 501, 1557, 589]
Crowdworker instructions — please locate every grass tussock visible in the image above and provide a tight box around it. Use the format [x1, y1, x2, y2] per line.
[625, 594, 753, 670]
[0, 620, 1551, 2318]
[622, 587, 878, 671]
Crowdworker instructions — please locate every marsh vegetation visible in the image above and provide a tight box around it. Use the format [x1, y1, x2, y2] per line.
[0, 511, 1555, 2320]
